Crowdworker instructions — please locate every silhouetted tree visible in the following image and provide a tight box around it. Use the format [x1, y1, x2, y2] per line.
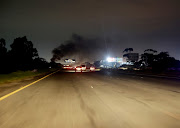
[123, 48, 128, 53]
[33, 57, 49, 69]
[0, 38, 7, 56]
[123, 54, 128, 58]
[157, 52, 169, 59]
[9, 36, 39, 71]
[128, 48, 133, 53]
[144, 49, 157, 54]
[94, 61, 100, 68]
[140, 49, 158, 67]
[152, 52, 175, 72]
[123, 48, 133, 53]
[140, 50, 180, 72]
[0, 38, 8, 73]
[141, 53, 156, 67]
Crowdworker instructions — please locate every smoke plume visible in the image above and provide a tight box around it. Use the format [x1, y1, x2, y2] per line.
[51, 34, 105, 62]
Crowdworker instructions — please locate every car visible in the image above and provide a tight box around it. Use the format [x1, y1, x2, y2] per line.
[119, 66, 128, 70]
[81, 65, 86, 71]
[75, 66, 82, 72]
[63, 65, 73, 70]
[133, 68, 140, 71]
[90, 66, 95, 71]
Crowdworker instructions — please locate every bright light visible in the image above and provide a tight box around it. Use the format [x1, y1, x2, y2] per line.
[106, 57, 123, 62]
[65, 59, 75, 63]
[107, 57, 115, 62]
[107, 57, 112, 62]
[90, 67, 95, 71]
[76, 67, 82, 70]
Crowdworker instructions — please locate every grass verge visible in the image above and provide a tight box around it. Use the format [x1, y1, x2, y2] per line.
[0, 68, 58, 85]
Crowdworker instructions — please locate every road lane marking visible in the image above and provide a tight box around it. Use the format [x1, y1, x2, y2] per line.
[0, 70, 60, 102]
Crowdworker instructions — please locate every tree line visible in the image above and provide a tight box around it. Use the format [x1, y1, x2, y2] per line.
[0, 36, 49, 74]
[123, 48, 180, 72]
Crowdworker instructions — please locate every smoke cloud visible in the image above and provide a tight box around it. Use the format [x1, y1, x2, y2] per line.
[51, 34, 105, 62]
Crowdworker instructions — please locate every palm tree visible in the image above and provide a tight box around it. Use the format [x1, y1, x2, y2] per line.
[123, 48, 129, 53]
[144, 49, 157, 54]
[128, 48, 133, 53]
[123, 48, 133, 53]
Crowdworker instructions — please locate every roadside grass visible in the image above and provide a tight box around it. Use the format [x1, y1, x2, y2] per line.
[0, 68, 58, 85]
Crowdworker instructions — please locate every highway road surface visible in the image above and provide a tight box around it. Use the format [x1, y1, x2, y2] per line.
[0, 70, 180, 128]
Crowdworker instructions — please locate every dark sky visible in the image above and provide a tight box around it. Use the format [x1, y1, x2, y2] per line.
[1, 0, 180, 61]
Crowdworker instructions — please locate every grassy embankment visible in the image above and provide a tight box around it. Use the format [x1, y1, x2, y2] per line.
[0, 68, 58, 85]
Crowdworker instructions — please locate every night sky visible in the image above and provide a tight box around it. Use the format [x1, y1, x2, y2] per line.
[1, 0, 180, 61]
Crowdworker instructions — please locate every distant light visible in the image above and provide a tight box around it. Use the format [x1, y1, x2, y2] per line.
[65, 59, 75, 63]
[107, 57, 116, 62]
[106, 57, 123, 62]
[107, 57, 112, 62]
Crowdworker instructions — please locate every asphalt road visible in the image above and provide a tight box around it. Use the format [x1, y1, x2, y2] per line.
[0, 70, 180, 128]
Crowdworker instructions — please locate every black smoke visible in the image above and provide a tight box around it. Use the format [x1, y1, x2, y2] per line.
[51, 34, 105, 62]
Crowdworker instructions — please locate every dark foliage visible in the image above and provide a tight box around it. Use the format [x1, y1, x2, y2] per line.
[0, 38, 8, 73]
[144, 49, 157, 53]
[0, 36, 49, 74]
[123, 48, 133, 53]
[8, 36, 39, 71]
[140, 51, 180, 72]
[33, 57, 49, 69]
[94, 61, 101, 68]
